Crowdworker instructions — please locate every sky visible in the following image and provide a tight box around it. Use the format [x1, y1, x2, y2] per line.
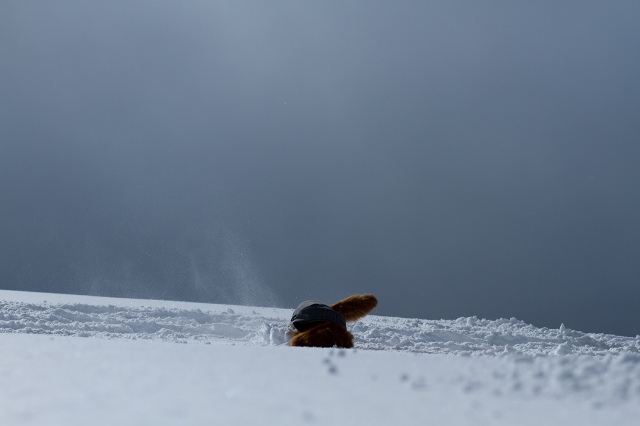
[1, 1, 639, 336]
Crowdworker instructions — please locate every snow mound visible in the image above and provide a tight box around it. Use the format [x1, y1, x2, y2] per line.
[1, 290, 640, 425]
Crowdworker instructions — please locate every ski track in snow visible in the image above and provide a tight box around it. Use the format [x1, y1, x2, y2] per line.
[0, 300, 280, 345]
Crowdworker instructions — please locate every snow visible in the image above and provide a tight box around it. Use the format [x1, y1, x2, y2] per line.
[1, 290, 639, 425]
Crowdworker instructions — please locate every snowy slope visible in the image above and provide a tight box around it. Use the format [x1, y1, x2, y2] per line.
[1, 290, 639, 425]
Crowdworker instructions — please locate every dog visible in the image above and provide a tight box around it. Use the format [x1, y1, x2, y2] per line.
[288, 294, 378, 348]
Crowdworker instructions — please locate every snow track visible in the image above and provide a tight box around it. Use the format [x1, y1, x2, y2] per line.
[0, 300, 287, 345]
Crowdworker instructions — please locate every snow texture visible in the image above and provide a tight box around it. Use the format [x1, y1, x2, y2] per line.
[1, 290, 639, 425]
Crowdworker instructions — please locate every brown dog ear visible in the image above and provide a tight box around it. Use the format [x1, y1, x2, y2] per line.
[330, 294, 378, 322]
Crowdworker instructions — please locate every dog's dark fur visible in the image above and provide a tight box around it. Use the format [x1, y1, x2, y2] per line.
[289, 294, 378, 348]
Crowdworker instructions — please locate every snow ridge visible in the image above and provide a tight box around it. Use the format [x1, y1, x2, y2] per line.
[1, 297, 638, 357]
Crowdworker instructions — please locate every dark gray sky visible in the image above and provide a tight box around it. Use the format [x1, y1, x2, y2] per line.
[2, 1, 639, 336]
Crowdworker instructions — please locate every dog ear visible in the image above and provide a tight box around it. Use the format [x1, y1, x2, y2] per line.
[330, 294, 378, 322]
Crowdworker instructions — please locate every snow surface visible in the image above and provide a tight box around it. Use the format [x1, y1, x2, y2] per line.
[1, 290, 639, 425]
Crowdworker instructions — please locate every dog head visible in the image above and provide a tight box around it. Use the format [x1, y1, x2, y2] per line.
[289, 294, 378, 348]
